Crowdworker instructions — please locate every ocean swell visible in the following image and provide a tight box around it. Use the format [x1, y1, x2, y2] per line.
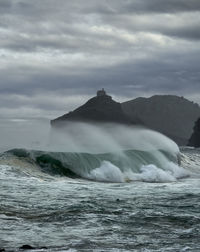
[0, 147, 188, 183]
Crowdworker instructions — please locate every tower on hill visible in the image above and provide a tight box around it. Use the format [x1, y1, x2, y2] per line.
[97, 88, 106, 97]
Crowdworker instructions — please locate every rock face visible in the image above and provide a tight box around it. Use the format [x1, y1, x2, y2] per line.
[51, 91, 140, 127]
[122, 95, 200, 146]
[188, 118, 200, 147]
[51, 92, 200, 146]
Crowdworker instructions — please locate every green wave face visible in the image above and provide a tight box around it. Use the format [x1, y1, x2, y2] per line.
[5, 148, 180, 181]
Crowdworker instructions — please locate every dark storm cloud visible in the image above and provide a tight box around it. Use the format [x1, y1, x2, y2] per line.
[118, 0, 200, 14]
[1, 47, 199, 96]
[164, 24, 200, 41]
[0, 0, 200, 118]
[0, 0, 12, 11]
[84, 50, 200, 97]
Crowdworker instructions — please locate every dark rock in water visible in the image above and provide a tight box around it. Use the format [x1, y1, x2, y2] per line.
[0, 248, 5, 252]
[51, 90, 141, 127]
[122, 95, 200, 146]
[188, 118, 200, 147]
[19, 245, 35, 250]
[19, 244, 47, 250]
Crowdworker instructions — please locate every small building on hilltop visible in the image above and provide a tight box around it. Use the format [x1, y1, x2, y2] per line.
[51, 89, 138, 127]
[97, 88, 106, 97]
[96, 88, 112, 100]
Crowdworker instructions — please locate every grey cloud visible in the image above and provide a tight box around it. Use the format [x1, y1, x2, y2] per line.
[0, 0, 200, 118]
[118, 0, 200, 14]
[164, 24, 200, 41]
[0, 30, 123, 53]
[0, 0, 12, 13]
[1, 46, 199, 97]
[50, 0, 200, 15]
[1, 0, 200, 57]
[100, 11, 200, 42]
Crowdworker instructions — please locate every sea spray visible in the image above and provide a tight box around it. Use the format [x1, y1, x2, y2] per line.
[87, 161, 124, 182]
[48, 122, 183, 181]
[86, 160, 187, 183]
[125, 164, 177, 183]
[49, 122, 179, 155]
[0, 121, 186, 183]
[0, 119, 180, 157]
[2, 147, 188, 183]
[1, 147, 200, 251]
[0, 118, 50, 152]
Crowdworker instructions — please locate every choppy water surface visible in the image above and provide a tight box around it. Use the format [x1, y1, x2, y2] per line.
[1, 148, 200, 252]
[0, 120, 200, 251]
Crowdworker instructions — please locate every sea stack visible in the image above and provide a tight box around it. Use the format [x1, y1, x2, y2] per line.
[188, 117, 200, 147]
[51, 89, 140, 127]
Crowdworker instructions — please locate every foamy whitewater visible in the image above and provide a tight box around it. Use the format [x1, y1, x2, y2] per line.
[0, 119, 200, 252]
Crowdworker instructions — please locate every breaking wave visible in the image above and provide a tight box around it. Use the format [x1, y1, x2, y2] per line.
[0, 147, 189, 183]
[0, 123, 195, 183]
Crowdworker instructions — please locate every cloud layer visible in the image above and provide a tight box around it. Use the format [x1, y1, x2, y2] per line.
[0, 0, 200, 118]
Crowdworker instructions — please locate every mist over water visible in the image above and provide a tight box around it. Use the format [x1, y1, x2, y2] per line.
[0, 118, 179, 154]
[47, 122, 186, 182]
[0, 119, 186, 183]
[1, 119, 200, 251]
[0, 118, 50, 152]
[49, 122, 179, 154]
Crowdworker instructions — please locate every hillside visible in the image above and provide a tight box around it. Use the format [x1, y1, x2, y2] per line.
[122, 95, 200, 145]
[51, 90, 140, 127]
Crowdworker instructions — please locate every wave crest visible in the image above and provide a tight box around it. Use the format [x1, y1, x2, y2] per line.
[0, 147, 188, 183]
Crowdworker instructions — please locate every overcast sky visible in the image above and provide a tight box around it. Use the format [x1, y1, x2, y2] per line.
[0, 0, 200, 119]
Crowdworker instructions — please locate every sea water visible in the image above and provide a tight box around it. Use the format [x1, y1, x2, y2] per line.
[0, 119, 200, 252]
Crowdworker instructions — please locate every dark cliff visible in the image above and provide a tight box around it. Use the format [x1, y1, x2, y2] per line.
[51, 92, 200, 146]
[188, 118, 200, 147]
[51, 93, 140, 127]
[122, 95, 200, 146]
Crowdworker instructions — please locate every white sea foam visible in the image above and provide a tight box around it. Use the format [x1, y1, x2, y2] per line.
[166, 161, 190, 178]
[87, 160, 188, 183]
[87, 161, 124, 183]
[128, 164, 176, 183]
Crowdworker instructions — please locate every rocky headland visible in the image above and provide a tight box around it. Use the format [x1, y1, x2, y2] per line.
[51, 89, 140, 127]
[188, 117, 200, 147]
[122, 95, 200, 146]
[51, 91, 200, 146]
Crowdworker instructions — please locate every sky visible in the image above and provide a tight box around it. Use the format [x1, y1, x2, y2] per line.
[0, 0, 200, 119]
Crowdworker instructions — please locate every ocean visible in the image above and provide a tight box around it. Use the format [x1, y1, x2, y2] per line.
[0, 119, 200, 252]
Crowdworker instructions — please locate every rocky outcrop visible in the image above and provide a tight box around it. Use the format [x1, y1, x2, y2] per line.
[188, 118, 200, 147]
[122, 95, 200, 146]
[51, 92, 140, 127]
[51, 92, 200, 146]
